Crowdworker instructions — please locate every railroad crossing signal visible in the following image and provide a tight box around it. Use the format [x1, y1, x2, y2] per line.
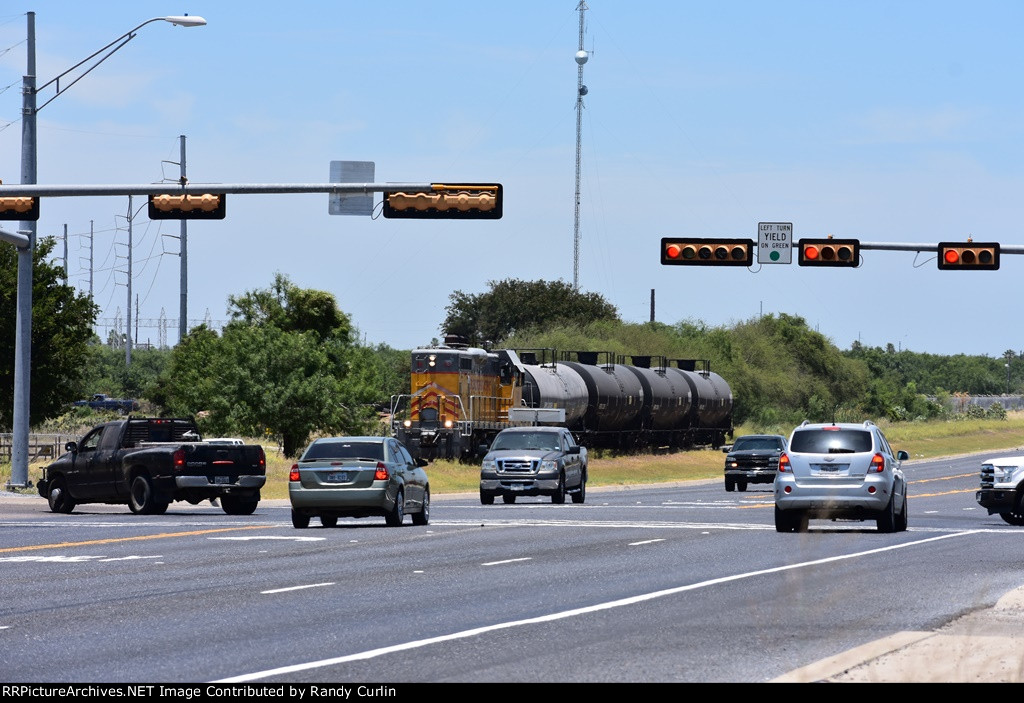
[798, 238, 860, 267]
[382, 183, 503, 219]
[0, 196, 39, 221]
[660, 238, 754, 267]
[148, 193, 226, 220]
[937, 242, 1000, 271]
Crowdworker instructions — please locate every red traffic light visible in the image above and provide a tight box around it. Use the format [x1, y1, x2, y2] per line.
[661, 238, 753, 267]
[937, 242, 999, 270]
[798, 238, 860, 267]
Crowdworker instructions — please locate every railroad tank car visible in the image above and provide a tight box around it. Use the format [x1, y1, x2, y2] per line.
[390, 340, 734, 461]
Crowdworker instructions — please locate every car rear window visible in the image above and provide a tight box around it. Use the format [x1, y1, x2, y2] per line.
[790, 429, 873, 454]
[302, 441, 384, 461]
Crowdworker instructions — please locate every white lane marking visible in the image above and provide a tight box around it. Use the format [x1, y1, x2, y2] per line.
[482, 557, 532, 566]
[628, 538, 666, 546]
[261, 582, 335, 595]
[97, 555, 163, 562]
[209, 536, 324, 542]
[0, 626, 9, 630]
[214, 530, 984, 683]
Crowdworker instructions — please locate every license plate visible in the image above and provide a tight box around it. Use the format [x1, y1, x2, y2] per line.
[325, 471, 349, 483]
[509, 483, 526, 491]
[214, 476, 231, 484]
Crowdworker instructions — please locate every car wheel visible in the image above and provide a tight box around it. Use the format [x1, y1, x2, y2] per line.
[47, 477, 76, 514]
[571, 474, 586, 504]
[724, 478, 735, 492]
[737, 481, 747, 492]
[385, 488, 405, 527]
[896, 493, 909, 532]
[877, 492, 898, 533]
[775, 505, 804, 533]
[128, 474, 159, 515]
[291, 509, 310, 529]
[320, 514, 338, 528]
[480, 490, 495, 505]
[412, 488, 430, 526]
[502, 494, 517, 504]
[1000, 511, 1024, 526]
[551, 474, 566, 504]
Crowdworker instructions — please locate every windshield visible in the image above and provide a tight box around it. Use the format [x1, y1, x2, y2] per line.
[733, 437, 783, 451]
[491, 432, 560, 451]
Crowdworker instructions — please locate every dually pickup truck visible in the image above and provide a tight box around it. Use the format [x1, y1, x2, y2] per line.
[38, 417, 266, 515]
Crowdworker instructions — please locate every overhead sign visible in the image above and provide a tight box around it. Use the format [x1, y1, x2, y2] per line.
[329, 161, 375, 216]
[758, 222, 793, 264]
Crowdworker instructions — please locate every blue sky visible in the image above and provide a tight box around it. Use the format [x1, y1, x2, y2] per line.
[2, 1, 1022, 358]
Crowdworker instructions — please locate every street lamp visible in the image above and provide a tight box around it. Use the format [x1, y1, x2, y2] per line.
[8, 12, 206, 490]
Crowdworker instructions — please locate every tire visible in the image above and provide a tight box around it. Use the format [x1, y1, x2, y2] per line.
[291, 509, 310, 529]
[152, 501, 169, 515]
[128, 474, 160, 515]
[502, 494, 517, 504]
[725, 478, 735, 492]
[480, 490, 495, 505]
[385, 488, 405, 527]
[737, 481, 747, 492]
[412, 488, 430, 525]
[47, 477, 76, 514]
[551, 474, 566, 504]
[877, 492, 898, 533]
[1000, 511, 1024, 526]
[775, 505, 807, 533]
[320, 514, 338, 528]
[221, 494, 259, 516]
[896, 493, 909, 532]
[571, 474, 586, 504]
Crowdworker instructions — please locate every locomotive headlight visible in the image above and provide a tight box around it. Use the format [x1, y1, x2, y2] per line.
[444, 419, 453, 429]
[403, 420, 412, 428]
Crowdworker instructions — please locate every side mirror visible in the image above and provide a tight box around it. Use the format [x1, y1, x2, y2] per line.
[721, 446, 731, 453]
[478, 445, 489, 455]
[896, 450, 909, 461]
[568, 446, 580, 454]
[416, 457, 429, 467]
[65, 441, 78, 453]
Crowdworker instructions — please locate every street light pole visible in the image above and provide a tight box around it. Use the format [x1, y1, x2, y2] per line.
[7, 12, 206, 490]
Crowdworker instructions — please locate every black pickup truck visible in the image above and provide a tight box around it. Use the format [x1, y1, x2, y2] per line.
[37, 417, 267, 515]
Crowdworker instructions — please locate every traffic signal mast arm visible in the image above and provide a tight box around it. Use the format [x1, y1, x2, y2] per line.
[0, 182, 437, 197]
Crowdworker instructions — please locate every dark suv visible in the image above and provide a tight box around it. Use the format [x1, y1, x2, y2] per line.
[723, 434, 788, 492]
[774, 421, 909, 533]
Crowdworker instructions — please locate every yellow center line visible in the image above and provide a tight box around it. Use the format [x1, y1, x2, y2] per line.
[0, 524, 277, 554]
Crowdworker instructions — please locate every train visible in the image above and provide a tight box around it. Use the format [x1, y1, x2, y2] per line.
[389, 337, 734, 461]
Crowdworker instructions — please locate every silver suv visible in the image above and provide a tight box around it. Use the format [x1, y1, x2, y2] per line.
[773, 421, 909, 533]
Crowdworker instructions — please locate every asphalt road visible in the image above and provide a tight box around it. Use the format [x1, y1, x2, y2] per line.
[2, 452, 1023, 683]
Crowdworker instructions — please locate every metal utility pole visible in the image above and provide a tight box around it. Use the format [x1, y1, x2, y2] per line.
[126, 195, 132, 365]
[179, 135, 188, 344]
[573, 1, 589, 290]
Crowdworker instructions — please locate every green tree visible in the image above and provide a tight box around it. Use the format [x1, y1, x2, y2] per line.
[157, 274, 385, 457]
[0, 237, 98, 428]
[441, 278, 619, 347]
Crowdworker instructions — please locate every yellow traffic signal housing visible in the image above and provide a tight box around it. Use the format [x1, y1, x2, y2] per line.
[937, 242, 999, 271]
[660, 238, 753, 267]
[798, 238, 860, 267]
[148, 193, 226, 220]
[0, 196, 39, 221]
[382, 183, 502, 219]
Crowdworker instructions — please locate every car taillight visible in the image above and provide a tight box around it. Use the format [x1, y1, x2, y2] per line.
[374, 462, 390, 481]
[289, 464, 300, 482]
[258, 447, 266, 468]
[869, 453, 885, 473]
[172, 448, 185, 472]
[778, 453, 791, 472]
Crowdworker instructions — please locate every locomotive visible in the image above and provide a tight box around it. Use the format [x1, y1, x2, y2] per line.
[390, 337, 734, 462]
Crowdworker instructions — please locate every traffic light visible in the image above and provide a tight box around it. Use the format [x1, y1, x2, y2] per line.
[382, 183, 502, 219]
[0, 196, 39, 221]
[798, 238, 860, 267]
[660, 238, 753, 266]
[937, 242, 1000, 271]
[148, 193, 226, 220]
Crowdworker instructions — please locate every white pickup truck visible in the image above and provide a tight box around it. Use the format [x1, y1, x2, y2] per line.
[976, 455, 1024, 525]
[479, 426, 587, 505]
